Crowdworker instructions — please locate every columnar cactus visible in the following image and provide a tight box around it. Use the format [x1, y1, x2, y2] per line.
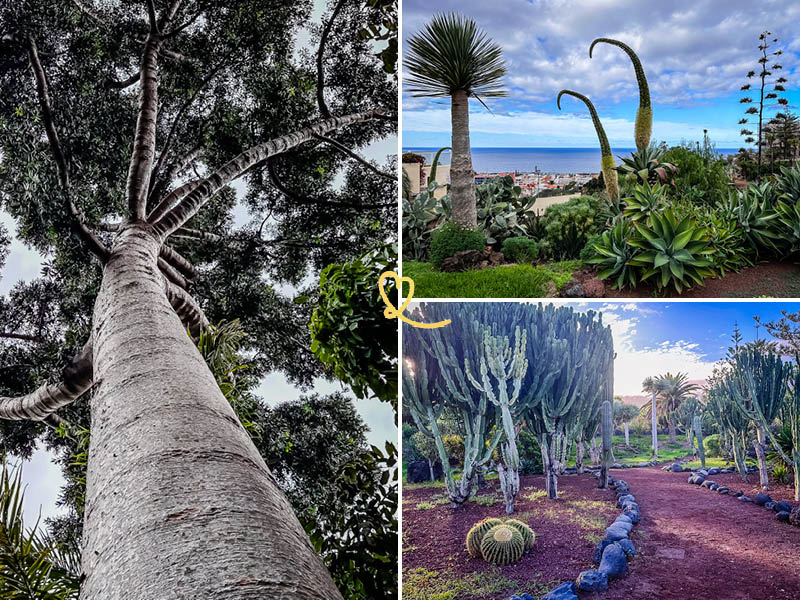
[480, 524, 525, 566]
[706, 383, 754, 480]
[504, 518, 535, 550]
[787, 365, 800, 501]
[723, 346, 791, 489]
[600, 399, 612, 488]
[557, 90, 619, 203]
[693, 414, 706, 469]
[466, 517, 504, 557]
[589, 38, 652, 152]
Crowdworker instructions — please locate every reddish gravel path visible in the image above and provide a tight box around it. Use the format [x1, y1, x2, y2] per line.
[601, 467, 800, 600]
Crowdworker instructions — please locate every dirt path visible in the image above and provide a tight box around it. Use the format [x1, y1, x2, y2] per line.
[601, 467, 800, 600]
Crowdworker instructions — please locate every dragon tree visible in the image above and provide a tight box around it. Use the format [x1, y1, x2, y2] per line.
[0, 0, 395, 598]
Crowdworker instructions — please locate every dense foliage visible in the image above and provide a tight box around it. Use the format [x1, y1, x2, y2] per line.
[429, 222, 485, 267]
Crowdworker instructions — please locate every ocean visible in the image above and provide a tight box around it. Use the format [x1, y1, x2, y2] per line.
[403, 147, 739, 174]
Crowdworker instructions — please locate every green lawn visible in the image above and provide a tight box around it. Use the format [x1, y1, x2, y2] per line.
[402, 261, 580, 298]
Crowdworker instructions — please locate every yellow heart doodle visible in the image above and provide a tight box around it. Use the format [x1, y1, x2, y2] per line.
[378, 271, 451, 329]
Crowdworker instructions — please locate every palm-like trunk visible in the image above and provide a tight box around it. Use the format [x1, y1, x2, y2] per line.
[651, 393, 659, 458]
[668, 415, 677, 444]
[449, 89, 477, 229]
[81, 225, 342, 600]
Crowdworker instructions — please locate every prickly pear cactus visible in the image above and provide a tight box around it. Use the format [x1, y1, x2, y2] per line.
[466, 517, 504, 557]
[480, 524, 525, 565]
[503, 518, 535, 550]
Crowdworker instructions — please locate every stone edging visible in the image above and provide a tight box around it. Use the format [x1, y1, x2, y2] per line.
[683, 465, 800, 526]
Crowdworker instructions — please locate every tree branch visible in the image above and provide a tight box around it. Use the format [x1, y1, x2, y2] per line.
[149, 58, 229, 191]
[0, 342, 92, 422]
[164, 281, 208, 337]
[148, 178, 202, 223]
[69, 0, 107, 27]
[266, 158, 395, 209]
[316, 0, 347, 119]
[125, 34, 163, 220]
[0, 332, 42, 343]
[159, 244, 197, 280]
[170, 227, 223, 244]
[162, 8, 202, 39]
[312, 133, 394, 181]
[27, 37, 109, 262]
[105, 71, 140, 90]
[152, 109, 386, 238]
[146, 0, 160, 34]
[159, 48, 194, 64]
[158, 257, 189, 289]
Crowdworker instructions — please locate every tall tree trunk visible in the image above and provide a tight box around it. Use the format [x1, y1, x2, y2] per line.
[449, 89, 477, 229]
[651, 393, 659, 458]
[576, 439, 584, 474]
[82, 225, 342, 600]
[428, 459, 435, 482]
[589, 437, 599, 465]
[623, 423, 629, 447]
[755, 425, 770, 489]
[668, 416, 677, 444]
[732, 432, 748, 482]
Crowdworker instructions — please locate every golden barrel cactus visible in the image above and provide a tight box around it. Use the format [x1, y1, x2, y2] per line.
[480, 524, 525, 565]
[503, 518, 535, 550]
[465, 517, 503, 557]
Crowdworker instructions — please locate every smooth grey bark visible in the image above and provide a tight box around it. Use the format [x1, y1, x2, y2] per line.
[651, 392, 659, 458]
[624, 423, 629, 447]
[449, 89, 477, 229]
[81, 225, 342, 600]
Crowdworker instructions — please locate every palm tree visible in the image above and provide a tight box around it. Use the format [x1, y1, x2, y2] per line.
[641, 372, 700, 444]
[642, 376, 659, 457]
[405, 13, 507, 229]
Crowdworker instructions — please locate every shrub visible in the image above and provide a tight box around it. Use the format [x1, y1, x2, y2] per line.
[502, 237, 539, 264]
[517, 430, 544, 474]
[580, 233, 604, 263]
[663, 144, 732, 205]
[430, 223, 486, 268]
[772, 462, 790, 485]
[403, 424, 424, 462]
[442, 434, 465, 462]
[703, 434, 722, 457]
[480, 524, 525, 565]
[402, 152, 425, 164]
[465, 518, 503, 557]
[540, 196, 603, 260]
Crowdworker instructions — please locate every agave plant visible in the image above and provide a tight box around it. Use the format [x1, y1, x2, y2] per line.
[775, 195, 800, 255]
[622, 180, 667, 222]
[617, 145, 677, 185]
[586, 218, 639, 289]
[776, 164, 800, 203]
[718, 184, 780, 255]
[628, 209, 716, 292]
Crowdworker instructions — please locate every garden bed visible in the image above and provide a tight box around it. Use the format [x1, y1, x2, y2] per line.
[402, 474, 618, 599]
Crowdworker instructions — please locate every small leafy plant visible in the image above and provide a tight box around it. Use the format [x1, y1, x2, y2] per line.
[430, 222, 486, 267]
[502, 237, 539, 264]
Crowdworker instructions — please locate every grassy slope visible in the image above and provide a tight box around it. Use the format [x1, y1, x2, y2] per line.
[403, 261, 580, 298]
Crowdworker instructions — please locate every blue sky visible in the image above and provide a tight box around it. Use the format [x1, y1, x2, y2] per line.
[558, 301, 800, 395]
[402, 0, 800, 148]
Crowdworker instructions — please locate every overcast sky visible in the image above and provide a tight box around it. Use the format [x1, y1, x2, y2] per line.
[402, 0, 800, 147]
[2, 0, 398, 528]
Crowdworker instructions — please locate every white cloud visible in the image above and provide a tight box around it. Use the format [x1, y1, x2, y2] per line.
[402, 107, 742, 146]
[403, 0, 800, 119]
[596, 305, 718, 396]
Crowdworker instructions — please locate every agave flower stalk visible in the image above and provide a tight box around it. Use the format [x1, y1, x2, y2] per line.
[589, 38, 652, 152]
[557, 90, 619, 203]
